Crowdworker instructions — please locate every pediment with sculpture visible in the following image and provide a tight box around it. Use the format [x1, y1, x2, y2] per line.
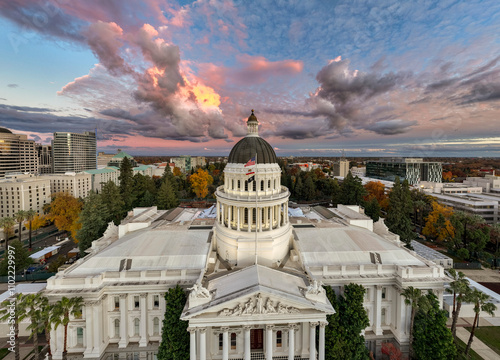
[218, 293, 300, 317]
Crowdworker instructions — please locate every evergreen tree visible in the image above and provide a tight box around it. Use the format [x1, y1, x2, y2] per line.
[364, 197, 380, 222]
[119, 157, 135, 210]
[338, 172, 366, 205]
[158, 285, 189, 360]
[386, 177, 415, 246]
[303, 176, 316, 201]
[76, 192, 110, 255]
[294, 176, 303, 199]
[140, 190, 156, 207]
[331, 178, 341, 206]
[450, 211, 489, 261]
[324, 284, 370, 360]
[101, 181, 125, 224]
[413, 292, 456, 360]
[157, 179, 179, 210]
[0, 240, 33, 275]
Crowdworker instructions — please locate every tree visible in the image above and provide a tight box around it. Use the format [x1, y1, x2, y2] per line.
[465, 289, 497, 355]
[157, 179, 179, 210]
[381, 342, 403, 360]
[450, 211, 489, 261]
[338, 172, 366, 206]
[446, 269, 470, 338]
[140, 190, 156, 207]
[76, 192, 110, 255]
[190, 168, 213, 199]
[158, 285, 189, 360]
[413, 199, 426, 232]
[0, 216, 16, 249]
[324, 284, 370, 360]
[364, 181, 387, 206]
[173, 167, 182, 176]
[294, 176, 303, 199]
[51, 296, 84, 360]
[31, 215, 46, 237]
[119, 156, 135, 211]
[25, 209, 36, 251]
[401, 286, 422, 359]
[0, 240, 33, 276]
[422, 201, 454, 242]
[46, 193, 83, 240]
[14, 210, 26, 243]
[38, 297, 54, 360]
[303, 176, 316, 201]
[330, 178, 341, 206]
[101, 181, 125, 225]
[386, 177, 415, 246]
[413, 292, 456, 360]
[0, 293, 24, 360]
[364, 197, 380, 222]
[19, 293, 46, 360]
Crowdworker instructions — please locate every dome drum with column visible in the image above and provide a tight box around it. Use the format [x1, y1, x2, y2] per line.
[215, 111, 293, 267]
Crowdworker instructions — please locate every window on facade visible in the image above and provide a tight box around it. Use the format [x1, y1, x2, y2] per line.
[76, 327, 84, 346]
[245, 181, 248, 191]
[153, 317, 160, 335]
[237, 180, 240, 190]
[114, 297, 119, 310]
[382, 287, 386, 299]
[134, 296, 140, 309]
[276, 331, 282, 347]
[381, 308, 386, 325]
[154, 295, 160, 308]
[261, 180, 264, 191]
[219, 334, 223, 350]
[253, 181, 256, 191]
[114, 319, 120, 337]
[231, 333, 236, 350]
[134, 318, 140, 335]
[268, 180, 271, 189]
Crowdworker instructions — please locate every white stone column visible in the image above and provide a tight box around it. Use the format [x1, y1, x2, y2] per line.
[248, 208, 253, 232]
[237, 207, 241, 231]
[288, 324, 295, 360]
[309, 322, 318, 360]
[266, 325, 274, 360]
[199, 328, 207, 360]
[217, 202, 220, 223]
[222, 327, 229, 360]
[244, 326, 251, 360]
[319, 322, 326, 360]
[277, 205, 281, 228]
[92, 299, 102, 355]
[375, 285, 383, 335]
[286, 203, 289, 224]
[259, 207, 263, 232]
[139, 294, 148, 346]
[188, 328, 196, 360]
[84, 302, 94, 356]
[270, 205, 274, 230]
[118, 294, 128, 348]
[228, 206, 232, 229]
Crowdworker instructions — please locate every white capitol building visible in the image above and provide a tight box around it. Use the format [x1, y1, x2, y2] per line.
[44, 112, 448, 359]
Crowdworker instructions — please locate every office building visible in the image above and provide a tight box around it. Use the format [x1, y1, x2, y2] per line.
[366, 158, 442, 185]
[170, 155, 192, 172]
[463, 175, 500, 193]
[52, 131, 96, 173]
[0, 127, 38, 178]
[107, 151, 137, 168]
[0, 174, 51, 218]
[332, 159, 350, 177]
[36, 144, 52, 174]
[43, 172, 93, 199]
[83, 168, 120, 193]
[44, 112, 448, 359]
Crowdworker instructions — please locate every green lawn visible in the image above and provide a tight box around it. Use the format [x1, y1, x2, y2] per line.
[465, 326, 500, 356]
[455, 337, 483, 360]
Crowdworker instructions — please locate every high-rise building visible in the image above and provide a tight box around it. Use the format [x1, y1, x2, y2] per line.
[332, 159, 350, 177]
[0, 174, 51, 218]
[366, 158, 442, 185]
[0, 127, 38, 178]
[52, 131, 96, 173]
[43, 172, 93, 199]
[36, 144, 52, 174]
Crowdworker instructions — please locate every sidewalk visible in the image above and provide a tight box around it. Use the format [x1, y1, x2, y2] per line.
[456, 327, 500, 360]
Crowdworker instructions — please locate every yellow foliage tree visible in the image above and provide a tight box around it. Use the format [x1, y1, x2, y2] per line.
[364, 181, 389, 210]
[173, 167, 182, 176]
[423, 201, 455, 241]
[46, 193, 83, 240]
[190, 169, 213, 198]
[31, 215, 47, 236]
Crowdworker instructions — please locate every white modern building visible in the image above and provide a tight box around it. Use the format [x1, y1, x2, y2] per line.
[350, 166, 366, 178]
[43, 112, 448, 359]
[52, 131, 96, 174]
[429, 192, 499, 224]
[463, 175, 500, 193]
[0, 173, 51, 218]
[84, 168, 120, 193]
[43, 172, 93, 199]
[0, 127, 38, 178]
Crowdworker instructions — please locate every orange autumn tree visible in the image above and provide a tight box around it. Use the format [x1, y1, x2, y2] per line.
[30, 214, 47, 236]
[190, 168, 213, 199]
[423, 201, 455, 242]
[46, 192, 83, 240]
[364, 181, 389, 209]
[443, 171, 453, 182]
[173, 167, 182, 176]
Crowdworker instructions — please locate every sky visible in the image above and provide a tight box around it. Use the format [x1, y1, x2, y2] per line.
[1, 0, 500, 157]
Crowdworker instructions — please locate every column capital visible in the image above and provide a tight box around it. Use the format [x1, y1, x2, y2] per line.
[221, 327, 230, 333]
[243, 325, 252, 331]
[119, 294, 127, 299]
[266, 324, 275, 331]
[199, 327, 207, 334]
[140, 293, 148, 298]
[101, 294, 108, 300]
[188, 327, 197, 334]
[319, 321, 328, 328]
[376, 285, 383, 290]
[288, 323, 299, 330]
[310, 321, 319, 328]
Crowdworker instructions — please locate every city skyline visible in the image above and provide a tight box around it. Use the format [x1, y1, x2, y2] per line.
[1, 0, 500, 157]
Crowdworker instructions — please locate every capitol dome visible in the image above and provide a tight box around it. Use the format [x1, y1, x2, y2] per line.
[227, 110, 277, 164]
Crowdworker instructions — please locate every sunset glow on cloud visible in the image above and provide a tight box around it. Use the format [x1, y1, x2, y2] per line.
[1, 0, 500, 156]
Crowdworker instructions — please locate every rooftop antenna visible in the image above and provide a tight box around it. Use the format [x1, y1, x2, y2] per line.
[340, 149, 346, 161]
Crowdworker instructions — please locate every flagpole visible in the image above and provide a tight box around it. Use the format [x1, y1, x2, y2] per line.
[254, 152, 258, 266]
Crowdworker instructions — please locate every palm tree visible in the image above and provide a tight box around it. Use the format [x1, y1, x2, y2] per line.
[14, 210, 27, 243]
[446, 269, 470, 338]
[25, 209, 37, 251]
[0, 217, 16, 249]
[19, 293, 46, 360]
[51, 296, 84, 360]
[38, 297, 54, 360]
[465, 289, 497, 355]
[0, 293, 24, 360]
[401, 286, 422, 359]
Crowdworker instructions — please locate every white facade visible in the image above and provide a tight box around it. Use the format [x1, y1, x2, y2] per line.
[43, 113, 449, 359]
[464, 175, 500, 193]
[0, 173, 51, 218]
[350, 166, 366, 177]
[52, 131, 96, 174]
[42, 172, 93, 199]
[0, 128, 38, 178]
[83, 168, 120, 193]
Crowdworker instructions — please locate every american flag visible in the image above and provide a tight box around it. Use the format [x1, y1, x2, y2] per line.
[244, 156, 256, 167]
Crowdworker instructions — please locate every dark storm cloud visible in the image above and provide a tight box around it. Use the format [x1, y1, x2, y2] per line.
[0, 103, 54, 112]
[30, 134, 41, 141]
[365, 119, 417, 135]
[459, 83, 500, 104]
